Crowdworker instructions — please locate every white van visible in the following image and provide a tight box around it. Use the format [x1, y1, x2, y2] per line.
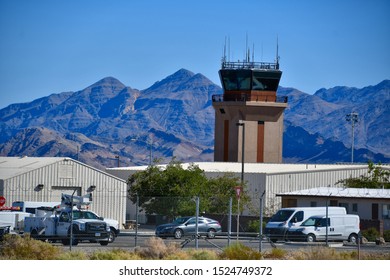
[286, 214, 360, 243]
[265, 207, 346, 242]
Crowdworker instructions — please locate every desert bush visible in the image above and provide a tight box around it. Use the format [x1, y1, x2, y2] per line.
[362, 227, 380, 242]
[90, 249, 141, 260]
[220, 242, 262, 260]
[135, 237, 180, 259]
[186, 249, 219, 260]
[263, 247, 287, 259]
[60, 250, 89, 260]
[0, 234, 62, 260]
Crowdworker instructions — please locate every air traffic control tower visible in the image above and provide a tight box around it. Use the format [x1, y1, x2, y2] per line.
[212, 54, 288, 163]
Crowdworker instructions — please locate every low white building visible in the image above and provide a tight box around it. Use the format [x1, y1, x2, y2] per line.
[106, 162, 373, 219]
[0, 157, 127, 228]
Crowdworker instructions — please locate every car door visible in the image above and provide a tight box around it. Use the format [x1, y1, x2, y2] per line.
[314, 218, 330, 241]
[184, 218, 197, 235]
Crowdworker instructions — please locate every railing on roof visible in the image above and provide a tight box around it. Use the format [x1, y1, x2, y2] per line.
[221, 61, 279, 70]
[212, 94, 288, 103]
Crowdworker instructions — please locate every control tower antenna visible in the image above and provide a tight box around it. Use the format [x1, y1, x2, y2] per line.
[252, 43, 255, 63]
[276, 36, 280, 69]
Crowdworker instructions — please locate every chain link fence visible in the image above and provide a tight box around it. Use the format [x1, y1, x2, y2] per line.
[125, 194, 269, 251]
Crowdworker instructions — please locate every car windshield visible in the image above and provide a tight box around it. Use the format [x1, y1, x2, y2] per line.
[269, 210, 295, 222]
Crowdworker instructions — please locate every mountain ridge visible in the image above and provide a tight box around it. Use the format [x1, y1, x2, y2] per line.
[0, 70, 388, 169]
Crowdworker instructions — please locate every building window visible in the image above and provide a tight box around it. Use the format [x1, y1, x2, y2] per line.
[310, 201, 317, 207]
[339, 203, 349, 213]
[330, 200, 338, 206]
[352, 203, 358, 213]
[282, 198, 297, 208]
[383, 204, 390, 219]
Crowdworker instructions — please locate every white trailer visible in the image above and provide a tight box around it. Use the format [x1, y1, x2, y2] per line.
[0, 210, 33, 232]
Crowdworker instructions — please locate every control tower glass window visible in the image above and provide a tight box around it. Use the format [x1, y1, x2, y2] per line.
[252, 71, 281, 91]
[221, 70, 251, 91]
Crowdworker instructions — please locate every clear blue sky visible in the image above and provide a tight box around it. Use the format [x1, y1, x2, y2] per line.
[0, 0, 389, 108]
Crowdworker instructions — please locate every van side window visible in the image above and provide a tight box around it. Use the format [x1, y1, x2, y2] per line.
[318, 218, 330, 227]
[291, 211, 304, 223]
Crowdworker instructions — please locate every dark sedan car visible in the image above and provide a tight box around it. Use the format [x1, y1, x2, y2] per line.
[155, 216, 222, 239]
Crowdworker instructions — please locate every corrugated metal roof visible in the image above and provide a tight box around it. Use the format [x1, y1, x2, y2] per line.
[0, 156, 125, 181]
[107, 162, 374, 174]
[0, 156, 127, 182]
[0, 156, 67, 180]
[277, 187, 390, 199]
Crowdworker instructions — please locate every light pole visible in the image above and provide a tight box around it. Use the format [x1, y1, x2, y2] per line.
[115, 155, 120, 167]
[132, 134, 153, 166]
[346, 112, 358, 163]
[236, 120, 245, 240]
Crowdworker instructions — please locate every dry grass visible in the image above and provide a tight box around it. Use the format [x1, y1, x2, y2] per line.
[1, 236, 389, 260]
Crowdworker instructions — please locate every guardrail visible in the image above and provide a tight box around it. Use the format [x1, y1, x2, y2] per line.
[212, 94, 288, 103]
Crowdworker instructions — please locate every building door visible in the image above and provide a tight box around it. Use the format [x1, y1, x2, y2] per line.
[372, 203, 379, 220]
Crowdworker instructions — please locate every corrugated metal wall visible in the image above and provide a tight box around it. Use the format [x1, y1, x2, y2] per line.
[2, 159, 127, 228]
[265, 167, 369, 214]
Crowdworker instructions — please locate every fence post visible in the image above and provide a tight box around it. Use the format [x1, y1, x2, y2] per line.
[259, 191, 265, 252]
[228, 197, 232, 246]
[195, 196, 199, 249]
[135, 194, 139, 247]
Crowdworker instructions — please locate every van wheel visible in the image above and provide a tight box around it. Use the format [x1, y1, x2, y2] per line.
[306, 234, 316, 242]
[349, 233, 358, 244]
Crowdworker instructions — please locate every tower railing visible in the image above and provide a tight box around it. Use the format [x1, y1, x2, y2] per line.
[212, 94, 288, 103]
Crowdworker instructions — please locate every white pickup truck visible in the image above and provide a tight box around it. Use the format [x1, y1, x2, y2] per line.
[24, 206, 110, 246]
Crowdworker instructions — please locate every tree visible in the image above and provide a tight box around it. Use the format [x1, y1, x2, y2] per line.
[127, 159, 249, 218]
[336, 161, 390, 189]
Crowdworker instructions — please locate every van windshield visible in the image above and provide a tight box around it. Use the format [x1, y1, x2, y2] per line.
[269, 210, 295, 222]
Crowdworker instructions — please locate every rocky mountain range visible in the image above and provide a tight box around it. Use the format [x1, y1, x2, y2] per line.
[0, 69, 388, 170]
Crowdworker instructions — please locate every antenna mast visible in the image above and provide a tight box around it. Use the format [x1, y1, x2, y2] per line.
[276, 36, 280, 69]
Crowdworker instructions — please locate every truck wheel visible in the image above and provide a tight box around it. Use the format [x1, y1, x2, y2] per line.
[306, 234, 316, 243]
[108, 230, 116, 243]
[30, 229, 38, 239]
[99, 241, 109, 246]
[67, 226, 79, 246]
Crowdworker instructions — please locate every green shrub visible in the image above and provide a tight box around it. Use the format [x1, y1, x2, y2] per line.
[362, 227, 380, 242]
[220, 242, 262, 260]
[383, 230, 390, 242]
[0, 234, 62, 260]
